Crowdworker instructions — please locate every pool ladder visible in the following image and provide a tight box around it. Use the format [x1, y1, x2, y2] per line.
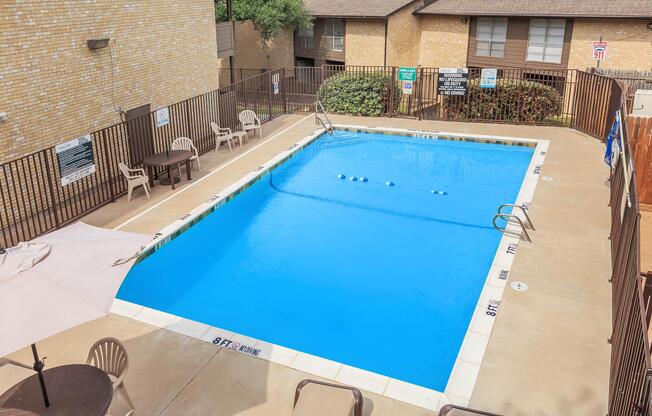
[492, 204, 535, 242]
[315, 100, 334, 134]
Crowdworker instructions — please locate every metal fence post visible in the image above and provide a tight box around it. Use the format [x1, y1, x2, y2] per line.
[282, 68, 288, 115]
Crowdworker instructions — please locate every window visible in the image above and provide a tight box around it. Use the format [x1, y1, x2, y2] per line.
[297, 24, 314, 49]
[527, 19, 566, 63]
[475, 18, 507, 58]
[324, 19, 344, 52]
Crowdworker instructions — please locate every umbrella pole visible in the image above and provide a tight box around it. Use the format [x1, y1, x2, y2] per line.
[30, 343, 50, 407]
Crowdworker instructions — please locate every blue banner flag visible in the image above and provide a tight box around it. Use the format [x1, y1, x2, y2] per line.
[604, 115, 620, 167]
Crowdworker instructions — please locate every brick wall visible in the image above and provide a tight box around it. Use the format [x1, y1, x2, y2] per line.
[225, 21, 294, 72]
[345, 19, 386, 66]
[418, 15, 469, 68]
[568, 19, 652, 71]
[386, 4, 422, 67]
[0, 0, 220, 162]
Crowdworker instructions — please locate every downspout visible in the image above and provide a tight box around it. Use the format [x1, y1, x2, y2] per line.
[383, 17, 388, 66]
[227, 0, 235, 83]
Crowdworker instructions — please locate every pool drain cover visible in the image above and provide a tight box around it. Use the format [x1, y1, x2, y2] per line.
[510, 281, 529, 292]
[542, 176, 554, 182]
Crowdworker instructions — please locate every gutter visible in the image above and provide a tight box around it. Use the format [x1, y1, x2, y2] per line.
[384, 18, 388, 66]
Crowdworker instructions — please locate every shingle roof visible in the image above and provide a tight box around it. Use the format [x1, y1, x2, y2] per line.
[303, 0, 417, 18]
[415, 0, 652, 18]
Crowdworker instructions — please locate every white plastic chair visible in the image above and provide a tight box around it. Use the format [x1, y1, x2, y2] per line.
[86, 337, 135, 416]
[171, 137, 200, 171]
[239, 110, 262, 139]
[118, 162, 150, 202]
[210, 122, 238, 152]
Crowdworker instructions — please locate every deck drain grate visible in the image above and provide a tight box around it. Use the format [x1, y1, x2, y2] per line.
[510, 281, 529, 291]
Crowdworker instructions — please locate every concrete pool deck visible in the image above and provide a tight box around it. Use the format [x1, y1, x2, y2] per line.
[1, 114, 612, 415]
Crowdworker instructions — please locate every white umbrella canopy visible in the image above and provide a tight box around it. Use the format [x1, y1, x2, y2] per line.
[0, 222, 151, 358]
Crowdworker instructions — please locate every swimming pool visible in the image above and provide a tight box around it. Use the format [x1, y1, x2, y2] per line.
[117, 128, 538, 403]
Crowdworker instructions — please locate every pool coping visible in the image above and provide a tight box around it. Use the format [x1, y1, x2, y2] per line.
[110, 124, 549, 412]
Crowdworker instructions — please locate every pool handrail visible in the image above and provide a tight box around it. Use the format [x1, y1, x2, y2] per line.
[438, 404, 503, 416]
[497, 204, 535, 230]
[315, 100, 334, 134]
[493, 213, 532, 242]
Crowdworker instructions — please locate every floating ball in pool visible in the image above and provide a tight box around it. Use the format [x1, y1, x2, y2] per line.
[360, 177, 368, 182]
[350, 176, 358, 181]
[337, 174, 346, 179]
[386, 181, 395, 187]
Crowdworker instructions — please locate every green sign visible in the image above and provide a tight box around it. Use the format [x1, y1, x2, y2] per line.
[398, 67, 417, 82]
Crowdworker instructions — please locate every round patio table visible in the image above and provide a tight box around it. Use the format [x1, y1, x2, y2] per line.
[143, 150, 193, 190]
[0, 364, 112, 416]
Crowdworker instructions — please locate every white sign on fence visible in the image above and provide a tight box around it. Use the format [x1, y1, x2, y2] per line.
[55, 134, 96, 186]
[402, 81, 413, 95]
[272, 73, 280, 95]
[155, 107, 170, 128]
[480, 68, 498, 88]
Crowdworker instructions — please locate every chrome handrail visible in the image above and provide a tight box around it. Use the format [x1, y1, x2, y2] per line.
[498, 203, 535, 230]
[493, 213, 532, 242]
[315, 100, 334, 134]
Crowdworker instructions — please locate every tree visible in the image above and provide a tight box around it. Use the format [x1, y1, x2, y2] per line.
[215, 0, 312, 41]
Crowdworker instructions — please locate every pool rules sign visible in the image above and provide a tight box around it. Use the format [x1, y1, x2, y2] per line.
[437, 68, 469, 96]
[55, 134, 96, 186]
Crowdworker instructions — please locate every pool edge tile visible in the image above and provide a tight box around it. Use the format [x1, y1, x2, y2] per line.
[290, 352, 343, 380]
[335, 365, 390, 395]
[383, 378, 441, 411]
[110, 298, 143, 318]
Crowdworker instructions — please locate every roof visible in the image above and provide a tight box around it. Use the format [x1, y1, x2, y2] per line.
[303, 0, 417, 18]
[414, 0, 652, 18]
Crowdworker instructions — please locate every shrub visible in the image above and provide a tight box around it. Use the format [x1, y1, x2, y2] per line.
[442, 78, 563, 123]
[317, 72, 401, 117]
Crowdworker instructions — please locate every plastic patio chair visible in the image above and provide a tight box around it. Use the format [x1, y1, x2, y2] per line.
[292, 379, 363, 416]
[171, 137, 200, 171]
[210, 122, 239, 152]
[86, 337, 135, 416]
[118, 163, 150, 202]
[238, 110, 263, 139]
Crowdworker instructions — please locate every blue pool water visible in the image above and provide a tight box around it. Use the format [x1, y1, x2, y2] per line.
[118, 131, 533, 391]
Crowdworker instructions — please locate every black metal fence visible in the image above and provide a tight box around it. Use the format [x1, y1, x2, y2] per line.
[0, 65, 639, 245]
[606, 80, 652, 416]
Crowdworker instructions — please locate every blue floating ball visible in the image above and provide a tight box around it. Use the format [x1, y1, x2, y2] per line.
[360, 177, 368, 182]
[440, 191, 448, 195]
[349, 176, 358, 181]
[337, 174, 346, 179]
[430, 190, 436, 194]
[385, 181, 395, 187]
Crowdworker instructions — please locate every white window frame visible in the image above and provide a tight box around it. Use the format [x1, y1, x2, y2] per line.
[475, 17, 508, 58]
[526, 18, 566, 64]
[297, 24, 314, 49]
[324, 19, 344, 52]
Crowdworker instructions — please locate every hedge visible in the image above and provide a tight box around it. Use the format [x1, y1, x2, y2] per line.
[442, 79, 563, 123]
[317, 72, 401, 117]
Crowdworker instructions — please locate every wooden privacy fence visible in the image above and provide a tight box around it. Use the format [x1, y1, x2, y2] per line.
[627, 115, 652, 205]
[0, 66, 632, 248]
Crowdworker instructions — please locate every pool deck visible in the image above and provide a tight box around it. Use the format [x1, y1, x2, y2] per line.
[1, 114, 612, 416]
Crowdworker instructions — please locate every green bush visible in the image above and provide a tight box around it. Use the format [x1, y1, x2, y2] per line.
[317, 72, 401, 117]
[442, 79, 563, 123]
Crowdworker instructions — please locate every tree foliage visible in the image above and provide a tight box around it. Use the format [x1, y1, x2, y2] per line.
[215, 0, 311, 41]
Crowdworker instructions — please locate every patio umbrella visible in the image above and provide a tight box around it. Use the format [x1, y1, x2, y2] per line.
[0, 222, 151, 407]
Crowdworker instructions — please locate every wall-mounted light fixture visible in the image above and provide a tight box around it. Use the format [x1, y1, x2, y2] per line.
[86, 38, 110, 50]
[647, 21, 652, 30]
[0, 112, 8, 123]
[461, 17, 468, 24]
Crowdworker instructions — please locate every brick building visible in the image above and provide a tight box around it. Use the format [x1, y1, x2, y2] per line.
[0, 0, 220, 161]
[292, 0, 652, 70]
